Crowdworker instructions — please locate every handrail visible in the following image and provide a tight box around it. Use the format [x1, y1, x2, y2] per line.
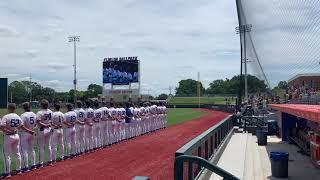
[176, 115, 233, 155]
[174, 155, 240, 180]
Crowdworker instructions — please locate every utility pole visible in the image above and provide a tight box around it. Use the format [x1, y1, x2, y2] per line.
[236, 24, 252, 103]
[169, 86, 172, 95]
[68, 35, 80, 105]
[29, 75, 32, 102]
[197, 72, 200, 109]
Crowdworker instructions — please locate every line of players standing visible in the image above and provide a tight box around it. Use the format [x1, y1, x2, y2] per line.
[0, 99, 167, 178]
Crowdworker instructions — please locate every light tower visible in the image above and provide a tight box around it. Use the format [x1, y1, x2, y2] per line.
[236, 24, 252, 103]
[68, 35, 80, 105]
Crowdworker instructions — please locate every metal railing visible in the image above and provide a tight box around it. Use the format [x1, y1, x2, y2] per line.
[174, 155, 239, 180]
[174, 115, 235, 180]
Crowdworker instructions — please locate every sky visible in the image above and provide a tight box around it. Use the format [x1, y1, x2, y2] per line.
[0, 0, 240, 95]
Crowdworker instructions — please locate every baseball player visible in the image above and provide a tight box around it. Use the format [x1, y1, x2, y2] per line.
[0, 103, 22, 177]
[118, 104, 126, 141]
[74, 101, 86, 155]
[36, 99, 53, 166]
[108, 103, 117, 144]
[139, 103, 146, 134]
[93, 101, 102, 149]
[85, 101, 94, 152]
[124, 103, 133, 139]
[99, 102, 110, 147]
[51, 104, 64, 162]
[20, 102, 37, 171]
[64, 104, 78, 158]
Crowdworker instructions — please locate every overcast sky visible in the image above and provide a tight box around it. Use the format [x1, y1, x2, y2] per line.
[0, 0, 240, 95]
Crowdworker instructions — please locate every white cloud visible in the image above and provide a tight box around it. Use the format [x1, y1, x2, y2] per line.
[0, 0, 241, 95]
[0, 24, 19, 37]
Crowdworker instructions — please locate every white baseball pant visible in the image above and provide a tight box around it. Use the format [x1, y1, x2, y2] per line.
[37, 127, 52, 164]
[65, 127, 77, 156]
[2, 134, 21, 174]
[100, 121, 108, 146]
[93, 122, 101, 148]
[85, 125, 93, 151]
[76, 124, 85, 153]
[20, 132, 36, 169]
[51, 128, 64, 161]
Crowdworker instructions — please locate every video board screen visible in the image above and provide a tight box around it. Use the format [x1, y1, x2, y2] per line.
[103, 59, 139, 85]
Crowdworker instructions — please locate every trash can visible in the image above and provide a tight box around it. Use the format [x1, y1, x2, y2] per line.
[270, 152, 289, 178]
[256, 130, 267, 145]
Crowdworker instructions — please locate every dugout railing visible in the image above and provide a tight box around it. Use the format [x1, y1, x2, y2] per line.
[174, 115, 239, 180]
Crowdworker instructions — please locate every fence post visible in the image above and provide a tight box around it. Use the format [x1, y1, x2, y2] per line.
[174, 153, 184, 180]
[205, 141, 208, 160]
[197, 146, 202, 172]
[188, 161, 194, 180]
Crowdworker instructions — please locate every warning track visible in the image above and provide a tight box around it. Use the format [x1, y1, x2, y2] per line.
[11, 109, 229, 180]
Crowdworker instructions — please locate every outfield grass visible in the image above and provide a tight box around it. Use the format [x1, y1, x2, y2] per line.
[169, 97, 235, 105]
[167, 108, 207, 126]
[0, 108, 206, 173]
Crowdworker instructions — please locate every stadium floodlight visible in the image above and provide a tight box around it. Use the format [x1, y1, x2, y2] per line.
[68, 35, 80, 105]
[236, 24, 252, 106]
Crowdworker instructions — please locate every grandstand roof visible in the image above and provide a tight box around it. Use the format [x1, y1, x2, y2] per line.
[288, 73, 320, 83]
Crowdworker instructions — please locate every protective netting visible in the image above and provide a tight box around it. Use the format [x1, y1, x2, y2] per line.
[237, 0, 320, 88]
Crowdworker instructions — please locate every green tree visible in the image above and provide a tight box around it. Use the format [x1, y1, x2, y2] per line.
[278, 81, 288, 89]
[156, 93, 168, 100]
[175, 79, 205, 97]
[86, 84, 102, 98]
[206, 75, 267, 95]
[8, 81, 28, 103]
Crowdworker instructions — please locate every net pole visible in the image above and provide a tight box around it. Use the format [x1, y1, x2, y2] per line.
[197, 72, 200, 109]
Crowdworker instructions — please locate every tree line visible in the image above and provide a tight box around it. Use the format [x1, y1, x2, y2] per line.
[8, 74, 270, 103]
[8, 81, 102, 104]
[155, 75, 269, 100]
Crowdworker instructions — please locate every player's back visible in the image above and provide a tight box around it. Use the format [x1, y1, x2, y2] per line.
[85, 108, 94, 123]
[94, 108, 102, 120]
[52, 111, 64, 126]
[21, 111, 37, 129]
[64, 111, 77, 124]
[36, 109, 53, 124]
[75, 108, 86, 122]
[2, 113, 22, 132]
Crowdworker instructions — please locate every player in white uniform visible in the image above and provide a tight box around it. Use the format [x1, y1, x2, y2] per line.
[93, 101, 102, 149]
[109, 103, 117, 144]
[51, 104, 64, 162]
[20, 102, 37, 171]
[85, 101, 94, 152]
[99, 102, 110, 147]
[74, 101, 86, 155]
[140, 104, 146, 134]
[119, 104, 127, 140]
[64, 104, 78, 158]
[0, 103, 22, 177]
[36, 99, 53, 166]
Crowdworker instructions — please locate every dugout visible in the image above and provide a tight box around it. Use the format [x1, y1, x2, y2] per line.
[270, 104, 320, 168]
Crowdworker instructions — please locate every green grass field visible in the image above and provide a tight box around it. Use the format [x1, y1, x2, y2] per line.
[0, 108, 206, 173]
[168, 97, 235, 105]
[167, 108, 207, 126]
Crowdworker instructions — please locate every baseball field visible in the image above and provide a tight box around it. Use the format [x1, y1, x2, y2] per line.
[0, 108, 208, 174]
[8, 109, 229, 180]
[168, 96, 236, 105]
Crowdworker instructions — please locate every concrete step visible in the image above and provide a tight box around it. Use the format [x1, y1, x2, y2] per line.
[209, 132, 248, 180]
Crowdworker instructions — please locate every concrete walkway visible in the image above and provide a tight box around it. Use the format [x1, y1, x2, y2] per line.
[210, 133, 248, 180]
[209, 134, 320, 180]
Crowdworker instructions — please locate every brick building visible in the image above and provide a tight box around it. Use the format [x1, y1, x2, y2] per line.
[288, 73, 320, 90]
